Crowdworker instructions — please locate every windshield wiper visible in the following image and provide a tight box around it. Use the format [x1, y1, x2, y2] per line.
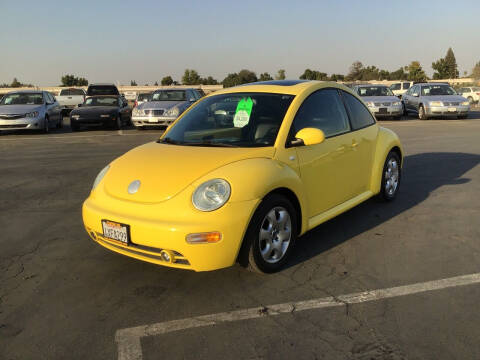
[182, 141, 239, 147]
[157, 137, 182, 145]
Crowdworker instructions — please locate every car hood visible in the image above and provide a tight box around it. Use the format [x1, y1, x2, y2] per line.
[71, 106, 117, 115]
[103, 142, 275, 203]
[422, 95, 467, 102]
[0, 104, 43, 114]
[138, 101, 186, 110]
[361, 96, 400, 103]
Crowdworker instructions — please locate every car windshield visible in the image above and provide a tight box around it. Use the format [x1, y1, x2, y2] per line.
[472, 87, 480, 92]
[152, 90, 186, 101]
[357, 86, 394, 96]
[84, 97, 118, 106]
[60, 88, 84, 96]
[0, 93, 43, 105]
[87, 86, 119, 96]
[159, 92, 295, 147]
[138, 93, 152, 101]
[421, 85, 456, 96]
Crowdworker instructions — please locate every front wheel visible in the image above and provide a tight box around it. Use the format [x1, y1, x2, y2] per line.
[43, 116, 49, 133]
[377, 151, 401, 201]
[468, 96, 474, 104]
[418, 105, 428, 120]
[241, 194, 298, 273]
[114, 115, 122, 130]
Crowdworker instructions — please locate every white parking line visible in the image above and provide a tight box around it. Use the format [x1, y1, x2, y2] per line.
[0, 132, 158, 141]
[115, 272, 480, 360]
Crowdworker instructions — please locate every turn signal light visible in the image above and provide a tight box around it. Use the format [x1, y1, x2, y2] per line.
[186, 231, 222, 244]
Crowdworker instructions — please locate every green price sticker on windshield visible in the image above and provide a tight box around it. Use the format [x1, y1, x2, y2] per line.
[233, 97, 253, 128]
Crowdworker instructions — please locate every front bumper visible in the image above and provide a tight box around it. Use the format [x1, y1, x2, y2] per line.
[70, 117, 115, 126]
[425, 105, 470, 116]
[0, 117, 43, 130]
[369, 105, 403, 118]
[132, 116, 177, 127]
[82, 189, 259, 271]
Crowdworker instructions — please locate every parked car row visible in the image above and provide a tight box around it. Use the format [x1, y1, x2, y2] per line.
[353, 82, 471, 120]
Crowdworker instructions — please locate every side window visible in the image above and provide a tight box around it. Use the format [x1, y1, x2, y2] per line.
[390, 83, 401, 91]
[292, 89, 350, 138]
[48, 93, 56, 103]
[410, 85, 418, 95]
[403, 82, 411, 90]
[342, 92, 375, 130]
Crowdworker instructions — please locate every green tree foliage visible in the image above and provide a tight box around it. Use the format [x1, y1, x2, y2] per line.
[222, 69, 257, 88]
[161, 76, 174, 86]
[432, 48, 459, 79]
[299, 69, 328, 80]
[11, 78, 22, 87]
[346, 61, 364, 81]
[259, 72, 273, 81]
[406, 61, 427, 82]
[389, 67, 408, 80]
[222, 73, 241, 88]
[154, 81, 159, 86]
[329, 74, 345, 81]
[130, 80, 137, 86]
[201, 76, 218, 85]
[182, 69, 202, 85]
[275, 69, 286, 80]
[472, 61, 480, 79]
[61, 74, 88, 86]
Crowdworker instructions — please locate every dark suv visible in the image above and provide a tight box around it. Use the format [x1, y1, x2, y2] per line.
[86, 84, 120, 96]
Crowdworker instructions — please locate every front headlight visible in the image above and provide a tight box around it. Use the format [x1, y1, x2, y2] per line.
[392, 101, 401, 106]
[133, 108, 143, 116]
[365, 102, 374, 107]
[92, 165, 110, 190]
[165, 106, 180, 117]
[25, 111, 39, 118]
[100, 114, 111, 118]
[461, 101, 469, 106]
[429, 101, 443, 106]
[71, 114, 80, 119]
[192, 179, 231, 211]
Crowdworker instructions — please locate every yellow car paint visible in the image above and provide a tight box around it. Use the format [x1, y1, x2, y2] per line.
[83, 81, 403, 271]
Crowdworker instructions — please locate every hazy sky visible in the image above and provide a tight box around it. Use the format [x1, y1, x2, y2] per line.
[1, 0, 479, 86]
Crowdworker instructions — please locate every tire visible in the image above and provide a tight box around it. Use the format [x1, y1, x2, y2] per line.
[57, 114, 63, 129]
[467, 96, 473, 104]
[418, 105, 428, 120]
[241, 194, 298, 273]
[393, 116, 401, 120]
[377, 151, 401, 202]
[71, 122, 80, 132]
[458, 114, 468, 119]
[43, 116, 49, 133]
[402, 102, 407, 116]
[114, 115, 122, 130]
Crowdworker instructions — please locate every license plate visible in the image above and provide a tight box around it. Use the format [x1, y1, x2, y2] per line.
[378, 108, 388, 114]
[148, 118, 159, 123]
[448, 107, 456, 112]
[102, 220, 130, 245]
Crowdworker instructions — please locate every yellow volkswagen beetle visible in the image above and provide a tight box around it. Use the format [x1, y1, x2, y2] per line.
[83, 80, 403, 273]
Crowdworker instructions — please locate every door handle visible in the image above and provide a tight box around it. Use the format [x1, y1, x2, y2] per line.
[351, 141, 358, 149]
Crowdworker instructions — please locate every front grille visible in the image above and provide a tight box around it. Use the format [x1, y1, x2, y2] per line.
[145, 109, 164, 116]
[374, 102, 391, 107]
[0, 114, 23, 120]
[0, 124, 28, 128]
[443, 102, 459, 106]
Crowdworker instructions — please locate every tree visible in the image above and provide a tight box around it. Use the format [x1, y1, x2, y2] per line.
[299, 69, 328, 80]
[432, 48, 459, 79]
[182, 69, 202, 85]
[161, 76, 174, 86]
[222, 73, 241, 88]
[259, 72, 273, 81]
[238, 69, 258, 84]
[346, 61, 364, 81]
[406, 61, 427, 82]
[130, 80, 137, 86]
[472, 61, 480, 79]
[275, 69, 286, 80]
[154, 81, 158, 86]
[201, 76, 218, 85]
[61, 74, 88, 86]
[389, 67, 408, 80]
[11, 78, 22, 87]
[329, 74, 344, 82]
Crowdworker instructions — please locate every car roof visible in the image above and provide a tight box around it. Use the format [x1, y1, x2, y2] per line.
[355, 84, 388, 88]
[5, 90, 44, 94]
[416, 82, 448, 86]
[87, 83, 117, 86]
[209, 80, 351, 96]
[152, 88, 195, 91]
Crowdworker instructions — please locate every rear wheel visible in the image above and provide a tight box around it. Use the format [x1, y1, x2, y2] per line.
[241, 194, 298, 273]
[115, 115, 122, 130]
[57, 114, 63, 128]
[43, 116, 49, 133]
[468, 96, 474, 104]
[377, 151, 401, 201]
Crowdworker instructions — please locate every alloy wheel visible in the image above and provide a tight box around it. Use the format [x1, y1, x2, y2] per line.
[258, 207, 292, 264]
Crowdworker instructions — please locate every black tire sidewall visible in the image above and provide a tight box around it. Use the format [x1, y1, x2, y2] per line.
[380, 152, 401, 201]
[244, 194, 298, 273]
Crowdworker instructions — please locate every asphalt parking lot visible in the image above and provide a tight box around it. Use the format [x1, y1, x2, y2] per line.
[1, 111, 480, 360]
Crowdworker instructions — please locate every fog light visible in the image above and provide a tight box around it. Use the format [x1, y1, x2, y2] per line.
[160, 250, 174, 263]
[186, 231, 222, 244]
[89, 231, 97, 240]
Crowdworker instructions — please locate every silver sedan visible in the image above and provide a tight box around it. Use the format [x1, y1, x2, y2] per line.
[402, 83, 470, 119]
[353, 85, 403, 119]
[131, 88, 202, 129]
[0, 90, 62, 132]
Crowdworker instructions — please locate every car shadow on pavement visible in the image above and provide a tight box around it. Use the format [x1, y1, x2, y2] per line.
[285, 152, 480, 270]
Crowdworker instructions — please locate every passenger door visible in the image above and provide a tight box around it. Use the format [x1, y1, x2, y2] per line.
[340, 91, 378, 194]
[291, 88, 357, 216]
[409, 85, 421, 112]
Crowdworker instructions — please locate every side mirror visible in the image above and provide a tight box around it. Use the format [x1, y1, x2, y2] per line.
[291, 128, 325, 147]
[189, 97, 196, 102]
[77, 104, 82, 107]
[412, 93, 419, 97]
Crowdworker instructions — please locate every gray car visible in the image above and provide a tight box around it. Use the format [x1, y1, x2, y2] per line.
[0, 90, 62, 133]
[131, 88, 202, 129]
[352, 84, 403, 119]
[402, 83, 470, 119]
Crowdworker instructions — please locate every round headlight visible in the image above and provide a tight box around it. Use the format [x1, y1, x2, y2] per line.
[192, 179, 231, 211]
[166, 106, 180, 117]
[92, 165, 110, 190]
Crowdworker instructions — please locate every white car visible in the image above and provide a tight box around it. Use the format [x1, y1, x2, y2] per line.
[56, 88, 86, 115]
[389, 82, 413, 98]
[457, 87, 480, 104]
